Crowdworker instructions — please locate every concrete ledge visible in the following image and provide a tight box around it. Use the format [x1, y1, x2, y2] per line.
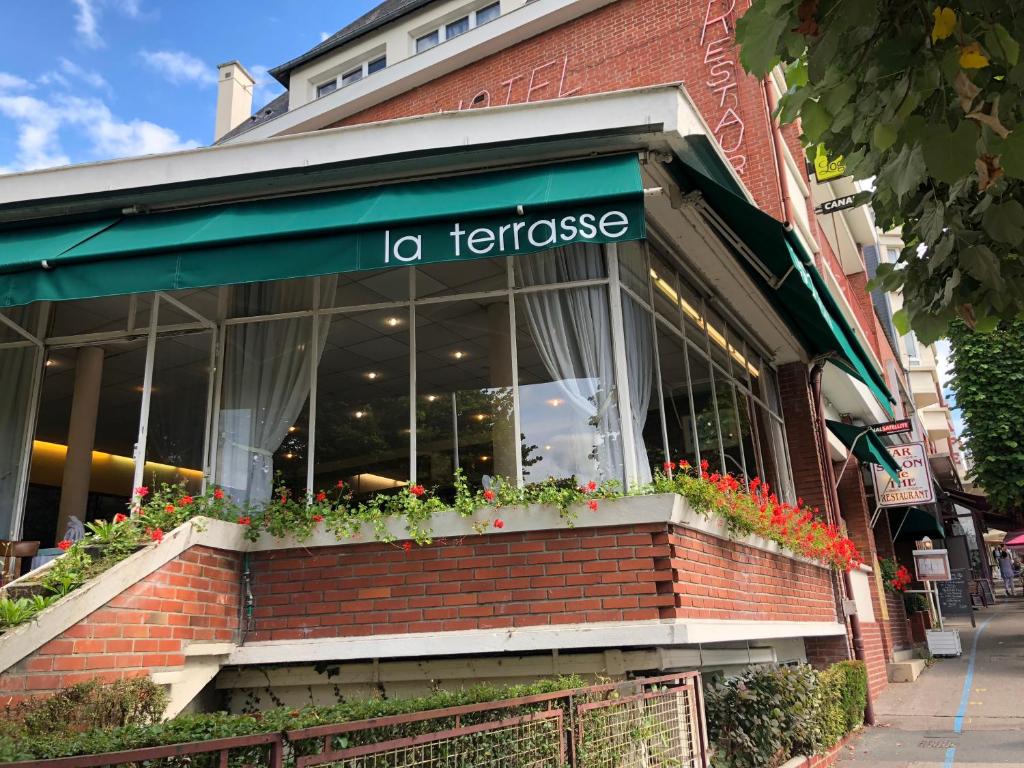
[229, 619, 846, 666]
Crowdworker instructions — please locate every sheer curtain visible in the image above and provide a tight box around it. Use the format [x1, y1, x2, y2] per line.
[216, 278, 334, 504]
[516, 244, 624, 483]
[622, 295, 654, 484]
[0, 344, 38, 538]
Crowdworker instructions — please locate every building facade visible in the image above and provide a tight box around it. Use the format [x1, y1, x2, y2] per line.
[0, 0, 925, 717]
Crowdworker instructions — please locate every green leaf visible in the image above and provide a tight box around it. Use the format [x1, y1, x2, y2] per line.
[919, 198, 945, 244]
[879, 143, 926, 200]
[735, 5, 788, 76]
[988, 24, 1020, 66]
[962, 245, 1002, 289]
[1003, 129, 1024, 179]
[892, 308, 909, 335]
[872, 123, 898, 151]
[982, 200, 1024, 245]
[922, 122, 979, 184]
[801, 100, 832, 143]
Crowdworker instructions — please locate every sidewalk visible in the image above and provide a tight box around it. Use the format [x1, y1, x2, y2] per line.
[837, 597, 1024, 767]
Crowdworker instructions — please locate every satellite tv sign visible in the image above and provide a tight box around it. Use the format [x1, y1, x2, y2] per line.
[872, 442, 935, 507]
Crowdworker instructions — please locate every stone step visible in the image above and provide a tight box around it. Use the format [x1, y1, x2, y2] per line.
[888, 657, 926, 683]
[892, 649, 917, 663]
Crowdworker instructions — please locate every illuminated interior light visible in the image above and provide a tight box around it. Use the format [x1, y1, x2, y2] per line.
[452, 351, 466, 359]
[547, 398, 563, 407]
[385, 317, 401, 327]
[426, 395, 438, 402]
[366, 372, 379, 380]
[284, 452, 295, 460]
[480, 455, 490, 461]
[288, 426, 298, 433]
[354, 411, 365, 419]
[473, 413, 487, 421]
[45, 359, 56, 367]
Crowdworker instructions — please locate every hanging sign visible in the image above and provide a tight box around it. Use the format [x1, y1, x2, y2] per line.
[870, 418, 913, 436]
[812, 144, 848, 182]
[814, 194, 858, 214]
[872, 442, 935, 507]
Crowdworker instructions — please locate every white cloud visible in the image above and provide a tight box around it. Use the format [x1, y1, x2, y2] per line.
[115, 0, 141, 17]
[0, 90, 198, 174]
[320, 31, 330, 42]
[139, 50, 216, 86]
[57, 58, 112, 94]
[71, 0, 103, 48]
[0, 72, 33, 91]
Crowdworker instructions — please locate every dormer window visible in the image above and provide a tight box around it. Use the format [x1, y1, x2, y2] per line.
[314, 53, 387, 98]
[316, 80, 338, 98]
[415, 2, 501, 54]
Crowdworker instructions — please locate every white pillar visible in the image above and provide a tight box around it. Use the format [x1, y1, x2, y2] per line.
[56, 346, 104, 542]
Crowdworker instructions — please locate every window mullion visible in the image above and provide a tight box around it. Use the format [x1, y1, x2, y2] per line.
[132, 294, 160, 492]
[606, 243, 638, 488]
[408, 269, 417, 483]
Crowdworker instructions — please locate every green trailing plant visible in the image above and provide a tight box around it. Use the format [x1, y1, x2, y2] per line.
[735, 2, 1024, 341]
[704, 661, 867, 768]
[948, 319, 1024, 516]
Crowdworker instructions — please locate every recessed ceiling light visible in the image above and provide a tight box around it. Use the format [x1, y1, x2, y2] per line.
[547, 398, 563, 407]
[453, 351, 466, 359]
[288, 425, 298, 433]
[426, 395, 438, 402]
[354, 411, 365, 419]
[284, 452, 294, 459]
[45, 359, 56, 367]
[544, 445, 552, 451]
[474, 413, 486, 421]
[480, 455, 490, 461]
[385, 317, 401, 327]
[366, 372, 379, 380]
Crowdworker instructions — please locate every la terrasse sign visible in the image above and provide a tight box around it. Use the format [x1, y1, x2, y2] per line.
[872, 442, 935, 507]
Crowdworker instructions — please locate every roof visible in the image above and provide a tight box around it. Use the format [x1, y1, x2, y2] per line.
[216, 91, 290, 144]
[268, 0, 437, 85]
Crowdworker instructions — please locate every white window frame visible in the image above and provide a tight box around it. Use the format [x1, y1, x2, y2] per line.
[413, 2, 502, 54]
[315, 53, 387, 98]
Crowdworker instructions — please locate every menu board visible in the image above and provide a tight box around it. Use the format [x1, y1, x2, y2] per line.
[937, 568, 973, 617]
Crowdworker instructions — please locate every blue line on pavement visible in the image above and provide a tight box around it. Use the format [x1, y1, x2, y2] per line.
[943, 613, 996, 768]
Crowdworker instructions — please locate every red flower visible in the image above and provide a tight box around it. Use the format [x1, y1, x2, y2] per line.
[586, 480, 597, 492]
[700, 459, 709, 470]
[493, 518, 504, 529]
[134, 486, 149, 498]
[588, 500, 599, 512]
[113, 513, 127, 524]
[150, 528, 164, 543]
[678, 460, 690, 469]
[483, 489, 496, 502]
[663, 461, 676, 471]
[280, 495, 288, 504]
[312, 514, 324, 523]
[213, 488, 225, 500]
[402, 541, 412, 552]
[410, 485, 425, 497]
[237, 516, 251, 526]
[164, 504, 175, 513]
[315, 491, 327, 502]
[57, 539, 72, 551]
[179, 495, 193, 506]
[336, 480, 345, 489]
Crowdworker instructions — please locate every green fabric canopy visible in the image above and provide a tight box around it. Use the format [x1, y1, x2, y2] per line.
[667, 159, 895, 417]
[890, 506, 945, 542]
[0, 155, 646, 306]
[826, 420, 901, 481]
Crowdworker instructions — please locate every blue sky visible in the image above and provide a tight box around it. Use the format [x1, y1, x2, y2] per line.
[0, 0, 378, 172]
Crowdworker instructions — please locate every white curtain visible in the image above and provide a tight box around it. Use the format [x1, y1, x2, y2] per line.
[216, 278, 335, 504]
[622, 295, 654, 484]
[515, 244, 624, 483]
[0, 344, 38, 538]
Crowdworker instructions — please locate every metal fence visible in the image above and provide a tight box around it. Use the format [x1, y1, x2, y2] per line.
[4, 673, 706, 768]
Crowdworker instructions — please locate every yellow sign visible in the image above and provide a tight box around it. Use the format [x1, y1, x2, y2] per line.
[813, 144, 847, 182]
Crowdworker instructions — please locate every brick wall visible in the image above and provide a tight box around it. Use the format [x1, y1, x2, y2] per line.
[0, 546, 240, 706]
[332, 0, 786, 220]
[776, 362, 831, 518]
[249, 523, 837, 642]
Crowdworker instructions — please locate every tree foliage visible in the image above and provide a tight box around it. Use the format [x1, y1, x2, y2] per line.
[735, 1, 1024, 342]
[948, 319, 1024, 515]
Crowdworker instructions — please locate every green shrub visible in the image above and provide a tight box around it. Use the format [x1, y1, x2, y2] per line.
[704, 661, 867, 768]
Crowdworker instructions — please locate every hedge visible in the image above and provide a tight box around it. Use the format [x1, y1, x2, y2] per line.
[704, 661, 867, 768]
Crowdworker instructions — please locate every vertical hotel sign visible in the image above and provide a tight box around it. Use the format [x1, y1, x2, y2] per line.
[872, 442, 935, 507]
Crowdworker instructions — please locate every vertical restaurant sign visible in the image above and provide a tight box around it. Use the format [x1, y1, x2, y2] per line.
[872, 442, 935, 507]
[700, 0, 747, 174]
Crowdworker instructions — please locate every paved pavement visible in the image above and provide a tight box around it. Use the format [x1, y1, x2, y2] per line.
[837, 596, 1024, 767]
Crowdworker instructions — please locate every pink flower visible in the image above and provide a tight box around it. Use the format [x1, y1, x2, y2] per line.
[483, 489, 496, 502]
[336, 480, 345, 489]
[134, 486, 149, 498]
[113, 513, 127, 524]
[410, 485, 425, 497]
[57, 539, 72, 551]
[493, 518, 504, 529]
[588, 500, 599, 512]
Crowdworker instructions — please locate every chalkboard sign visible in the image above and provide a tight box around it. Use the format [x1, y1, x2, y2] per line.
[937, 568, 973, 619]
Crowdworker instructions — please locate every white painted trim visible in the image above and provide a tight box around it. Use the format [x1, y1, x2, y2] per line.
[0, 518, 246, 674]
[229, 619, 845, 666]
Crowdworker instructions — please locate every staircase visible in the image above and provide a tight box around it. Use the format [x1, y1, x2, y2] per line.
[887, 649, 926, 682]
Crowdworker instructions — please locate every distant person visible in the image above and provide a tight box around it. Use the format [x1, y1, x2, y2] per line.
[999, 551, 1016, 597]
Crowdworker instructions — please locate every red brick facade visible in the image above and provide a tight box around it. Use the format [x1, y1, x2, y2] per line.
[248, 523, 835, 642]
[0, 546, 240, 705]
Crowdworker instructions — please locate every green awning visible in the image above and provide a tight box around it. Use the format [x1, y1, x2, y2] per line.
[890, 506, 945, 542]
[667, 160, 895, 417]
[0, 155, 645, 306]
[826, 420, 901, 481]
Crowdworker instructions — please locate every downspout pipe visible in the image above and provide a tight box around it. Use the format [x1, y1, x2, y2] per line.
[762, 77, 801, 231]
[810, 359, 877, 726]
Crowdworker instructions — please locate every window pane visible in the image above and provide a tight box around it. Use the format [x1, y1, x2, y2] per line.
[649, 259, 682, 327]
[715, 378, 744, 478]
[416, 30, 439, 52]
[617, 240, 650, 300]
[416, 258, 506, 298]
[514, 242, 606, 286]
[367, 56, 387, 74]
[0, 305, 41, 343]
[655, 322, 697, 471]
[446, 16, 470, 38]
[328, 268, 409, 307]
[341, 67, 363, 86]
[736, 390, 759, 483]
[145, 331, 211, 495]
[216, 317, 312, 504]
[0, 345, 38, 538]
[314, 309, 410, 497]
[622, 294, 655, 483]
[50, 295, 132, 337]
[477, 2, 500, 24]
[228, 277, 314, 318]
[687, 343, 722, 473]
[316, 80, 337, 98]
[416, 299, 514, 491]
[516, 284, 623, 486]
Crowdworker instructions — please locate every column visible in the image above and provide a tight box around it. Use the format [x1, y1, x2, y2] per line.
[56, 346, 104, 542]
[488, 301, 516, 482]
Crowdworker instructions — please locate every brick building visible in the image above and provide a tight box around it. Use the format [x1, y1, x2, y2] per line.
[0, 0, 918, 718]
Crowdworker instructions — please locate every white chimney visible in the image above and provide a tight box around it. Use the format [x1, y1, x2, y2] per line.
[214, 61, 255, 141]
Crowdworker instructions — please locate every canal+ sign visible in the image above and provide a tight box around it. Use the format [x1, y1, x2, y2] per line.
[872, 442, 936, 507]
[814, 195, 858, 215]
